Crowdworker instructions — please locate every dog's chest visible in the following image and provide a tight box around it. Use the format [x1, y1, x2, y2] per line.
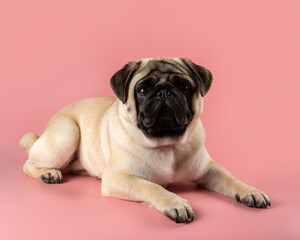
[138, 147, 192, 185]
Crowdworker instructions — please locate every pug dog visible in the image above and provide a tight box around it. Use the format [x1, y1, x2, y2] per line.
[19, 58, 271, 224]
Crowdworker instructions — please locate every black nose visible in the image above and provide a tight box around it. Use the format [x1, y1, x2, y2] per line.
[157, 89, 172, 98]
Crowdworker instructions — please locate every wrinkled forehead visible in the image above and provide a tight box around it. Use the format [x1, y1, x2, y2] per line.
[139, 58, 186, 74]
[133, 58, 195, 87]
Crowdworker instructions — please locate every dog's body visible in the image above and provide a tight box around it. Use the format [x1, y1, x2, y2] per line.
[20, 58, 270, 223]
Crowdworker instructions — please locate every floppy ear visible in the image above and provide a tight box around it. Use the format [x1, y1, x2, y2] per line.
[110, 61, 141, 103]
[181, 58, 213, 97]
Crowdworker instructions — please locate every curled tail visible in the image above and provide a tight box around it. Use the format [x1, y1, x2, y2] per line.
[19, 132, 39, 153]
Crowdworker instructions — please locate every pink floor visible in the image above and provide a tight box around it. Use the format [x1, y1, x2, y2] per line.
[1, 1, 300, 239]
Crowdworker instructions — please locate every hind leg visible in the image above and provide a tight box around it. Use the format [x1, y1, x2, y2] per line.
[62, 159, 90, 176]
[23, 116, 80, 184]
[24, 162, 64, 183]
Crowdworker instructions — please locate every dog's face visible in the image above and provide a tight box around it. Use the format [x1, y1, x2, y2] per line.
[110, 58, 212, 139]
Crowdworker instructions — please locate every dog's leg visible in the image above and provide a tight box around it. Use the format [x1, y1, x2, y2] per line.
[62, 159, 90, 176]
[101, 172, 194, 223]
[23, 117, 80, 184]
[198, 160, 271, 208]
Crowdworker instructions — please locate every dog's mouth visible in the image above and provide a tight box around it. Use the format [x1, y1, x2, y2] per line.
[137, 97, 192, 138]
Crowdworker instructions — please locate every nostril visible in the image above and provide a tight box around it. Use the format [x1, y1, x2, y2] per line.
[157, 90, 164, 98]
[157, 89, 172, 98]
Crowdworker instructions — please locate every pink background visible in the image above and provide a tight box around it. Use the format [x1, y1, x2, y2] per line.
[1, 0, 299, 239]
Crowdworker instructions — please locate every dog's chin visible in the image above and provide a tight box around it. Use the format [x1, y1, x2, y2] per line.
[141, 125, 187, 138]
[138, 108, 189, 139]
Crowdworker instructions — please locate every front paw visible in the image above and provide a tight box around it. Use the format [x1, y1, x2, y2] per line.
[235, 189, 271, 208]
[156, 193, 194, 224]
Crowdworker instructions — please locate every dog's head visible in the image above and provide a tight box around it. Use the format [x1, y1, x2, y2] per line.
[111, 58, 212, 139]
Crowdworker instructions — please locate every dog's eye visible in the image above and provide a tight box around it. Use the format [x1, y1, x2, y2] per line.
[138, 88, 148, 96]
[179, 84, 189, 94]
